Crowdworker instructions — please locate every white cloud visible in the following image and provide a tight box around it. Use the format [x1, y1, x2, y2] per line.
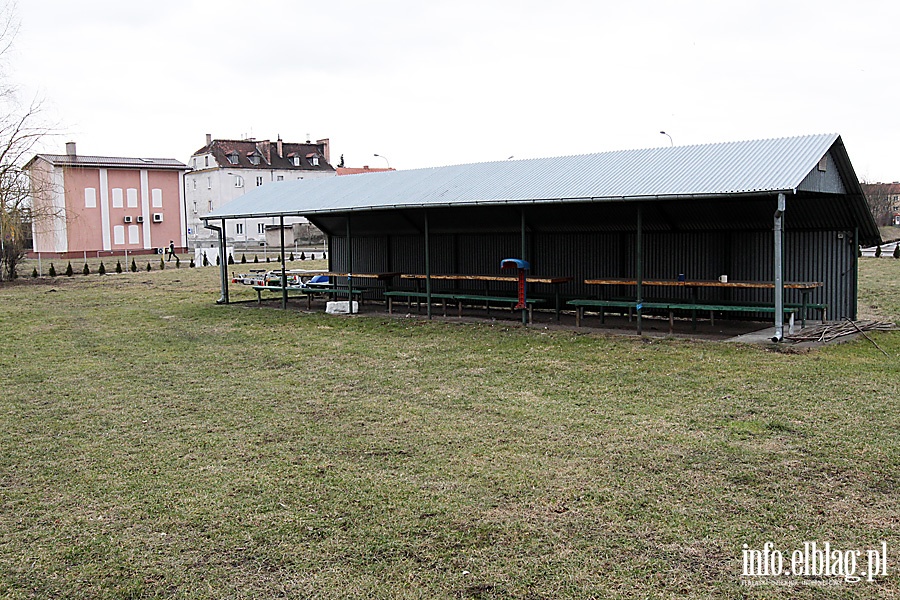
[10, 0, 900, 180]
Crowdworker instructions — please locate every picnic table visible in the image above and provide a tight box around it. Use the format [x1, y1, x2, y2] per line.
[254, 271, 400, 310]
[270, 270, 400, 282]
[574, 278, 824, 331]
[399, 273, 572, 319]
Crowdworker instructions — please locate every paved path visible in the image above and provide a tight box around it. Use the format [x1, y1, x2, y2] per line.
[861, 242, 899, 257]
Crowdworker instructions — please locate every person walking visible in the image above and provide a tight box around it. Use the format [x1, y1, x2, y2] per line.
[167, 240, 176, 262]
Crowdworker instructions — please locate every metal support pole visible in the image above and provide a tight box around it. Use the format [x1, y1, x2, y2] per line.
[346, 216, 353, 314]
[773, 193, 786, 342]
[636, 204, 643, 335]
[221, 219, 230, 304]
[279, 216, 287, 309]
[204, 219, 229, 304]
[521, 208, 527, 325]
[425, 210, 432, 320]
[851, 226, 859, 320]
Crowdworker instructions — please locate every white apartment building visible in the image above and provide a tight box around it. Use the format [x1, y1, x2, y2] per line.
[184, 134, 335, 247]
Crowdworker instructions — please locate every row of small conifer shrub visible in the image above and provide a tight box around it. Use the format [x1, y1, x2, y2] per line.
[30, 251, 327, 278]
[33, 256, 192, 278]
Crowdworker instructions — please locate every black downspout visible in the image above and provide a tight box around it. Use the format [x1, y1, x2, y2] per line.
[204, 219, 229, 304]
[521, 208, 527, 325]
[425, 210, 432, 320]
[346, 216, 353, 314]
[636, 204, 643, 335]
[852, 226, 859, 320]
[280, 215, 287, 309]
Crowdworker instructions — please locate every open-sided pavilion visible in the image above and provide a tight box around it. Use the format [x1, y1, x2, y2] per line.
[203, 133, 879, 340]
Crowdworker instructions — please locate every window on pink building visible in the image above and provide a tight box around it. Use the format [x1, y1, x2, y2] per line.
[85, 188, 97, 208]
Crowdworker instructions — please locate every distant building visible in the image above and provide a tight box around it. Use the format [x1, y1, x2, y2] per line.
[26, 142, 187, 257]
[337, 166, 395, 176]
[185, 135, 335, 246]
[860, 181, 900, 226]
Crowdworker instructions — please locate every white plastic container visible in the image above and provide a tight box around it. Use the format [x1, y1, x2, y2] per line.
[326, 301, 359, 314]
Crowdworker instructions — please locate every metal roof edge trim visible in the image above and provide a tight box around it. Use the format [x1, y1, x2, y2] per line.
[201, 190, 798, 222]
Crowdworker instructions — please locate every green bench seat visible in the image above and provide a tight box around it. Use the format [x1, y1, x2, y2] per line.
[253, 285, 311, 306]
[385, 290, 544, 323]
[594, 297, 827, 327]
[567, 299, 668, 326]
[567, 299, 797, 334]
[713, 300, 827, 327]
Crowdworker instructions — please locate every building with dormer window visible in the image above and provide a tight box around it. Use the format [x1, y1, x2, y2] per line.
[184, 134, 335, 246]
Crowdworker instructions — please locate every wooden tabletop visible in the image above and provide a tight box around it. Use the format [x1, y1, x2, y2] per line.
[401, 274, 572, 284]
[584, 278, 822, 289]
[279, 270, 400, 280]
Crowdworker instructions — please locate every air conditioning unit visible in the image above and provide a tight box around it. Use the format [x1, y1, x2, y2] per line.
[152, 213, 163, 223]
[136, 215, 144, 223]
[123, 216, 133, 223]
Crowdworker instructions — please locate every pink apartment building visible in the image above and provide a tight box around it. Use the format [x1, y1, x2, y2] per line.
[27, 143, 188, 258]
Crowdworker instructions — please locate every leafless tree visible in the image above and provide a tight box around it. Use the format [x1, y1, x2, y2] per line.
[860, 181, 900, 228]
[0, 1, 54, 280]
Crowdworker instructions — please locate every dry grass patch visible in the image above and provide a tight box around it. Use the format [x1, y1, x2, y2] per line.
[0, 260, 897, 598]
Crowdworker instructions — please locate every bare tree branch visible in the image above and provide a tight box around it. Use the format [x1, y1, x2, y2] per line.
[0, 1, 55, 280]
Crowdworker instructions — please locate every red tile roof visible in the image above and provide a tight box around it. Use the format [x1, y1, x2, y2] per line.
[191, 139, 334, 172]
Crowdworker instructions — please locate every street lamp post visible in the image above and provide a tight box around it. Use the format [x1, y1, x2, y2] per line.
[660, 131, 674, 147]
[373, 153, 390, 169]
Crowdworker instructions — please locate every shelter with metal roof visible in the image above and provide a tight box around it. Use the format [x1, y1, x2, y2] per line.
[204, 134, 879, 338]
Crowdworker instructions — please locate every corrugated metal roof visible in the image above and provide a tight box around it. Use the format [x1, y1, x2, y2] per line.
[31, 154, 187, 170]
[203, 133, 848, 220]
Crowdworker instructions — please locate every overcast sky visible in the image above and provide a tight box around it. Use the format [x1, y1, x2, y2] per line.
[10, 0, 900, 181]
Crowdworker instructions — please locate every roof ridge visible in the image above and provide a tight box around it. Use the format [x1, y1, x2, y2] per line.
[420, 133, 840, 170]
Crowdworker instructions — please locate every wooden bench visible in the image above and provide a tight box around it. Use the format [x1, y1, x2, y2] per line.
[568, 299, 642, 327]
[722, 301, 827, 327]
[665, 299, 827, 328]
[385, 291, 545, 323]
[253, 285, 313, 307]
[789, 302, 827, 327]
[302, 283, 368, 303]
[253, 285, 366, 308]
[568, 299, 797, 334]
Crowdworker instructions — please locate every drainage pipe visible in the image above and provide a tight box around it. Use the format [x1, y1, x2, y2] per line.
[772, 193, 786, 342]
[204, 219, 229, 304]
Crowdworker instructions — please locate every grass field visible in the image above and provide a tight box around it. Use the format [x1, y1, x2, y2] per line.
[0, 258, 898, 598]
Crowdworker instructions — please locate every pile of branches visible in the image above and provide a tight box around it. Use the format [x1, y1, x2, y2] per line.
[787, 319, 895, 352]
